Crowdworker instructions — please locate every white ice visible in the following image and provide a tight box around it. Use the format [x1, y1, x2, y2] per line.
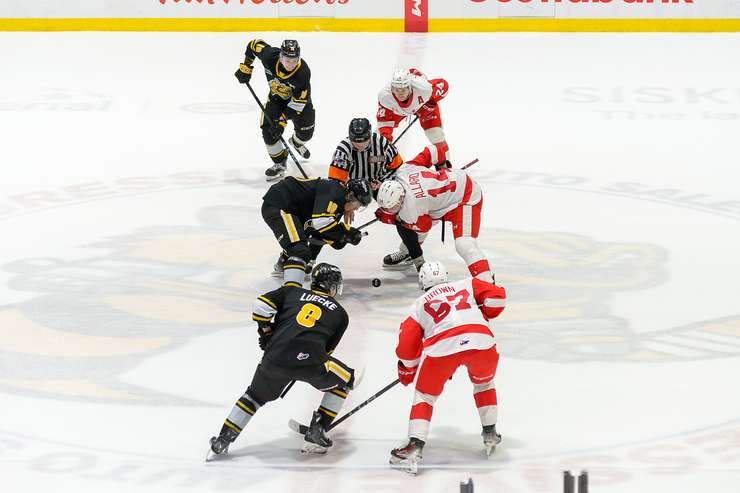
[1, 31, 740, 493]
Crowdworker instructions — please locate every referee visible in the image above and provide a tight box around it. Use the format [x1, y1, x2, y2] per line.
[329, 117, 402, 185]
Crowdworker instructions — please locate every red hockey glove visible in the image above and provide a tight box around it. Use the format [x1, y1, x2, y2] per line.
[375, 208, 397, 225]
[397, 360, 418, 386]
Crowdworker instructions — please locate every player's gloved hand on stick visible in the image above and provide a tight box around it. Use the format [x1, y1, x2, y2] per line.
[346, 227, 362, 246]
[257, 322, 273, 351]
[235, 63, 253, 84]
[397, 360, 418, 386]
[330, 237, 347, 250]
[374, 208, 397, 225]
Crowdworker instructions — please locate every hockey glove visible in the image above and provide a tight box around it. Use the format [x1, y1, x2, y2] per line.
[397, 361, 418, 386]
[330, 237, 347, 250]
[235, 63, 253, 84]
[257, 322, 273, 351]
[346, 227, 362, 246]
[374, 208, 397, 225]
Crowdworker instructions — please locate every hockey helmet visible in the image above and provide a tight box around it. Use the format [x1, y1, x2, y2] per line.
[311, 263, 343, 297]
[418, 261, 449, 291]
[346, 178, 372, 207]
[280, 39, 301, 59]
[390, 68, 412, 89]
[377, 180, 405, 213]
[348, 118, 372, 143]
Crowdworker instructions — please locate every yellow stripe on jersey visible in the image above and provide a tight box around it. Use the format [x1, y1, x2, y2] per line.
[252, 314, 272, 322]
[258, 296, 277, 309]
[280, 210, 301, 243]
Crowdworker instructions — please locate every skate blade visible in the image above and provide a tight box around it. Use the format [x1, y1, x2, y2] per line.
[205, 448, 227, 462]
[389, 458, 418, 475]
[485, 444, 496, 457]
[301, 441, 328, 454]
[382, 263, 413, 271]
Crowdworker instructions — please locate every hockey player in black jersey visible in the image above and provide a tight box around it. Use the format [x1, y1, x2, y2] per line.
[262, 176, 372, 286]
[235, 38, 314, 181]
[207, 263, 356, 458]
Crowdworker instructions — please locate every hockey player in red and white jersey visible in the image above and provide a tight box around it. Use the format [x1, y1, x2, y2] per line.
[389, 261, 506, 474]
[377, 68, 450, 168]
[375, 159, 495, 283]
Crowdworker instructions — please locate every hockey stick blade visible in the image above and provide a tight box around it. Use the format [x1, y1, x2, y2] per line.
[288, 418, 309, 435]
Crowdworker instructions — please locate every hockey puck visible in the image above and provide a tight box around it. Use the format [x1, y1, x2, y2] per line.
[371, 278, 382, 288]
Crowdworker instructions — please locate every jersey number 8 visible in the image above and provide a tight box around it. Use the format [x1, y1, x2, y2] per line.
[296, 303, 323, 328]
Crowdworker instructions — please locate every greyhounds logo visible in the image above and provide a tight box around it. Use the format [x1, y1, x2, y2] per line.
[2, 199, 739, 405]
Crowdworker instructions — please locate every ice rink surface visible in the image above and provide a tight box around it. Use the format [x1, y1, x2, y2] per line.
[1, 31, 740, 493]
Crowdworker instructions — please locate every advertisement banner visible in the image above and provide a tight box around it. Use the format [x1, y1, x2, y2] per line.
[405, 0, 429, 32]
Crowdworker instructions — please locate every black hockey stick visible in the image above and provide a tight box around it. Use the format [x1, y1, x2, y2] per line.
[392, 115, 420, 146]
[244, 81, 309, 179]
[289, 378, 401, 434]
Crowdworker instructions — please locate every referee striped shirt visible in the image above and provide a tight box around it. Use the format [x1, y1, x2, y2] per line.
[329, 132, 399, 182]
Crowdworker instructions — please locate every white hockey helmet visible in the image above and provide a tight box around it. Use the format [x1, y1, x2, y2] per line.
[418, 261, 449, 291]
[390, 68, 412, 90]
[377, 180, 406, 213]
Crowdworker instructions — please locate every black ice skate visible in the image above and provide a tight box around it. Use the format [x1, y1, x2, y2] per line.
[382, 250, 412, 270]
[205, 428, 237, 462]
[271, 252, 289, 278]
[265, 161, 287, 181]
[482, 424, 502, 457]
[389, 437, 424, 475]
[301, 411, 333, 454]
[289, 135, 311, 159]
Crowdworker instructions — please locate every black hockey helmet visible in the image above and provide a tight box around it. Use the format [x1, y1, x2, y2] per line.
[311, 263, 343, 296]
[346, 178, 372, 207]
[280, 39, 301, 59]
[348, 118, 372, 143]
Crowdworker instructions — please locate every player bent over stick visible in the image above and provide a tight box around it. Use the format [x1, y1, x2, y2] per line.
[375, 159, 495, 283]
[208, 263, 357, 459]
[262, 176, 372, 286]
[389, 261, 506, 475]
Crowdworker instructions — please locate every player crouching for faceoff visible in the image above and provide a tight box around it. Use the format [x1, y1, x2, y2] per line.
[262, 176, 372, 287]
[208, 263, 356, 458]
[389, 261, 506, 475]
[375, 161, 494, 283]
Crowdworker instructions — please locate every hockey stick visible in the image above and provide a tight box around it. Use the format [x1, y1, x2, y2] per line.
[391, 115, 420, 146]
[244, 82, 309, 179]
[288, 378, 401, 434]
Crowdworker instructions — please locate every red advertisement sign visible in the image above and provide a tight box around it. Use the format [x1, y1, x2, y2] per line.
[405, 0, 428, 33]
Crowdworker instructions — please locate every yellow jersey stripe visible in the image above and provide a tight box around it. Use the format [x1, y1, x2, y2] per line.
[252, 314, 272, 322]
[258, 296, 277, 309]
[325, 361, 351, 383]
[285, 281, 302, 288]
[280, 210, 301, 243]
[319, 222, 338, 233]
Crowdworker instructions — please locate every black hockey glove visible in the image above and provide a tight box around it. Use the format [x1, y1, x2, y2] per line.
[330, 237, 347, 250]
[345, 227, 362, 246]
[235, 63, 253, 84]
[257, 322, 273, 351]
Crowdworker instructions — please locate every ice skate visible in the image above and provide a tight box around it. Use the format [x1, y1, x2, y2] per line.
[382, 250, 413, 270]
[301, 411, 333, 454]
[271, 252, 288, 278]
[482, 424, 501, 457]
[289, 135, 311, 159]
[265, 161, 287, 181]
[205, 430, 236, 462]
[389, 437, 424, 475]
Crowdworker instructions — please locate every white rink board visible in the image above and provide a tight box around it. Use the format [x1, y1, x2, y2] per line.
[1, 0, 740, 19]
